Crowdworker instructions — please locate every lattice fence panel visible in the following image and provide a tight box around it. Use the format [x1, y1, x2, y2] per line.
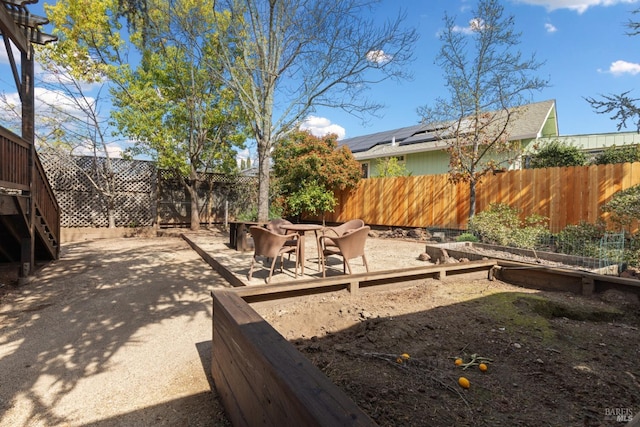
[41, 154, 258, 228]
[157, 169, 258, 227]
[41, 154, 156, 227]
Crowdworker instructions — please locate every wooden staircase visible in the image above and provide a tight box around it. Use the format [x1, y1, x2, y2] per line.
[0, 127, 59, 275]
[1, 0, 59, 276]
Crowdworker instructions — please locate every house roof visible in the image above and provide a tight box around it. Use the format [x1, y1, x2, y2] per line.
[339, 99, 558, 160]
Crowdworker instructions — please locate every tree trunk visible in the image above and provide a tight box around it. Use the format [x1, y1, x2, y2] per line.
[107, 199, 116, 228]
[469, 179, 477, 220]
[257, 136, 270, 223]
[186, 169, 201, 231]
[188, 184, 201, 231]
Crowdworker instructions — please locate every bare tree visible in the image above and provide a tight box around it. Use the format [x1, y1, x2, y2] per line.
[585, 8, 640, 132]
[0, 47, 122, 228]
[418, 0, 549, 219]
[211, 0, 419, 221]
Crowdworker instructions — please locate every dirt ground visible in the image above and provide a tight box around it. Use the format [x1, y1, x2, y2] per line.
[253, 275, 640, 426]
[1, 229, 640, 426]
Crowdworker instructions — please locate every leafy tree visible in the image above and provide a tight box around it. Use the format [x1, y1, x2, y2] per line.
[528, 140, 586, 168]
[418, 0, 549, 218]
[585, 7, 640, 131]
[593, 144, 640, 165]
[210, 0, 419, 222]
[375, 157, 412, 177]
[272, 129, 361, 223]
[47, 0, 248, 230]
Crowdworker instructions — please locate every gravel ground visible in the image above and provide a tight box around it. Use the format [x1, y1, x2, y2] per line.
[0, 233, 232, 427]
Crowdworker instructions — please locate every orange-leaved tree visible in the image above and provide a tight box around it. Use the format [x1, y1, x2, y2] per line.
[272, 129, 362, 224]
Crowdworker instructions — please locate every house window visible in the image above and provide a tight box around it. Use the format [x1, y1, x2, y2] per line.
[361, 162, 370, 178]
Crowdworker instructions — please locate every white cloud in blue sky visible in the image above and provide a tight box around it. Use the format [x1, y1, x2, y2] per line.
[544, 22, 558, 32]
[300, 116, 346, 139]
[603, 59, 640, 75]
[513, 0, 639, 14]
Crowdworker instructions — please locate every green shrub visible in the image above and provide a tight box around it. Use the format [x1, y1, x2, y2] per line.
[456, 232, 479, 242]
[236, 204, 284, 222]
[624, 232, 640, 267]
[468, 203, 550, 249]
[601, 184, 640, 229]
[555, 221, 605, 257]
[593, 144, 640, 165]
[529, 140, 586, 168]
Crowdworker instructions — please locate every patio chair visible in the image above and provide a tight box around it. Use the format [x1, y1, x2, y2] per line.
[319, 225, 370, 277]
[248, 226, 299, 283]
[320, 219, 365, 250]
[267, 218, 300, 260]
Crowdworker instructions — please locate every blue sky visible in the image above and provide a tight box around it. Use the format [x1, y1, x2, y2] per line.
[304, 0, 640, 140]
[1, 0, 640, 159]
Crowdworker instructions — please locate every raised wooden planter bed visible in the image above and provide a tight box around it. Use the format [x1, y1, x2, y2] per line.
[210, 260, 498, 427]
[205, 239, 640, 426]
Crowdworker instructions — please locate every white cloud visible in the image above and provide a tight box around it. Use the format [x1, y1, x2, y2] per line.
[608, 59, 640, 75]
[366, 50, 392, 65]
[33, 86, 96, 117]
[72, 142, 124, 158]
[545, 23, 558, 33]
[452, 18, 486, 34]
[300, 116, 346, 139]
[513, 0, 639, 14]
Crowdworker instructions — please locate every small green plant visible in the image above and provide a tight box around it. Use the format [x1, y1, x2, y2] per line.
[456, 232, 479, 242]
[375, 157, 412, 177]
[468, 203, 549, 249]
[236, 204, 284, 222]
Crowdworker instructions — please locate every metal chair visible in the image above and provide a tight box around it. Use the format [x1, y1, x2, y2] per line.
[319, 225, 370, 277]
[248, 226, 299, 283]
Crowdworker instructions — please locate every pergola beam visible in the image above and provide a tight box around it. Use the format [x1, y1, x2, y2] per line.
[0, 4, 28, 51]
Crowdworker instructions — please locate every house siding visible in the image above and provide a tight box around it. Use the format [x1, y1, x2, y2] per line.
[535, 132, 640, 152]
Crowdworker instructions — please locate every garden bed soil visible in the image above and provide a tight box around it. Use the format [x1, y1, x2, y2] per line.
[253, 278, 640, 426]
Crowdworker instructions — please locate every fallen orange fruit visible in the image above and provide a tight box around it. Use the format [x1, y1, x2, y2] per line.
[479, 363, 488, 372]
[454, 358, 463, 366]
[458, 377, 470, 389]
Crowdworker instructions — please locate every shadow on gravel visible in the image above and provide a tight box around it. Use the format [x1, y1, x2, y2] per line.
[0, 237, 230, 426]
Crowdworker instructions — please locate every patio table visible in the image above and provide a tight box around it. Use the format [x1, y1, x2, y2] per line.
[280, 223, 323, 275]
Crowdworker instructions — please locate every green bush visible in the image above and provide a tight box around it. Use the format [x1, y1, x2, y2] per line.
[529, 140, 586, 168]
[593, 144, 640, 165]
[456, 232, 479, 242]
[555, 221, 605, 258]
[236, 204, 284, 222]
[468, 203, 549, 249]
[624, 232, 640, 267]
[601, 184, 640, 229]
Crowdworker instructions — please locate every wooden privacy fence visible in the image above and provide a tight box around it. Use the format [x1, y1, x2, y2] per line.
[323, 162, 640, 232]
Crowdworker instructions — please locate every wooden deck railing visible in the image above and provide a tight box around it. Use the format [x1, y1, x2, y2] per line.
[0, 126, 59, 256]
[0, 126, 30, 191]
